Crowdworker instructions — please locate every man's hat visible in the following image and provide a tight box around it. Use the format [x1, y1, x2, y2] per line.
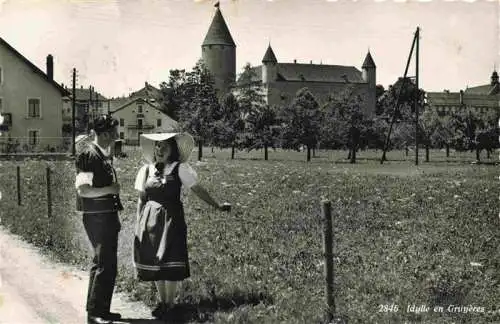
[140, 132, 194, 163]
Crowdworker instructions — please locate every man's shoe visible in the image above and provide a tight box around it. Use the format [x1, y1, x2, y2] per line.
[87, 315, 112, 324]
[101, 312, 121, 321]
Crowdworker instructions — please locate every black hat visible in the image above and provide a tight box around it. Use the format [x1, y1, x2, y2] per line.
[91, 114, 118, 133]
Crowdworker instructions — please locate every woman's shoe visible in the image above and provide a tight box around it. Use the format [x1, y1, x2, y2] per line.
[152, 302, 171, 319]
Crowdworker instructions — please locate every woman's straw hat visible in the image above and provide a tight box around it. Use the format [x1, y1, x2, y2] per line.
[140, 132, 194, 163]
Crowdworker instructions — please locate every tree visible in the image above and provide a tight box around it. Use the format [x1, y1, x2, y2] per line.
[473, 110, 499, 161]
[430, 114, 454, 157]
[322, 86, 366, 163]
[216, 93, 245, 159]
[158, 69, 188, 121]
[235, 63, 266, 116]
[177, 60, 222, 161]
[242, 104, 280, 161]
[448, 110, 481, 152]
[280, 88, 322, 161]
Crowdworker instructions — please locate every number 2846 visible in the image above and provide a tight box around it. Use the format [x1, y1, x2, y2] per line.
[378, 304, 399, 312]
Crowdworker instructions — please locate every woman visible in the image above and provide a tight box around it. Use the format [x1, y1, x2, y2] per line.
[133, 132, 230, 320]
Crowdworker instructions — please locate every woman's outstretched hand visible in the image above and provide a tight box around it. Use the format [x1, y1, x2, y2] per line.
[218, 202, 231, 212]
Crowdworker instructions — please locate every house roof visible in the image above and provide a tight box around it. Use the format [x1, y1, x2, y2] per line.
[464, 83, 499, 95]
[130, 82, 161, 100]
[426, 91, 499, 107]
[246, 63, 364, 84]
[262, 45, 277, 63]
[362, 51, 376, 68]
[0, 37, 70, 96]
[110, 97, 161, 114]
[202, 7, 236, 47]
[64, 87, 107, 101]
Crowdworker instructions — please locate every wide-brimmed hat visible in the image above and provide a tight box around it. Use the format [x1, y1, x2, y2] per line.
[140, 132, 194, 163]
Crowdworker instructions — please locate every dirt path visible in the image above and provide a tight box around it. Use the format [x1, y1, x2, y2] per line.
[0, 226, 163, 324]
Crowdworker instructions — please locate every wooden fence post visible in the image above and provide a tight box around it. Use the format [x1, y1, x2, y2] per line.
[322, 200, 335, 322]
[46, 166, 53, 246]
[16, 166, 21, 206]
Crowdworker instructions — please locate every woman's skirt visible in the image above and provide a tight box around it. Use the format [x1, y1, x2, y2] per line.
[133, 200, 190, 281]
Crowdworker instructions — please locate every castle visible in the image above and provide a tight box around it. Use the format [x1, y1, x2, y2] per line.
[201, 4, 377, 116]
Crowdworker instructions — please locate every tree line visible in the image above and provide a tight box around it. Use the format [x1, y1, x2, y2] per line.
[158, 60, 499, 163]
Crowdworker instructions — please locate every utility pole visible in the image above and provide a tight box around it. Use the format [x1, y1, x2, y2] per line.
[415, 27, 420, 166]
[380, 29, 418, 164]
[89, 85, 93, 127]
[72, 68, 76, 156]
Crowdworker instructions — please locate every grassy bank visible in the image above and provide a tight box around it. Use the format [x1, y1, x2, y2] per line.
[0, 148, 498, 323]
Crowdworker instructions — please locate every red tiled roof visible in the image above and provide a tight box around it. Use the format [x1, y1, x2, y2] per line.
[0, 37, 70, 96]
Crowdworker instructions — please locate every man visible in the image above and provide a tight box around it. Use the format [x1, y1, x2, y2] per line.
[75, 115, 123, 324]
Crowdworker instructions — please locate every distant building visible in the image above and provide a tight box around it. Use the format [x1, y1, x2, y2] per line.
[0, 37, 70, 152]
[110, 91, 177, 145]
[62, 85, 108, 133]
[426, 70, 500, 116]
[201, 5, 377, 116]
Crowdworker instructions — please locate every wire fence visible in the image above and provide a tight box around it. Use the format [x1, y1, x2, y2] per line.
[1, 162, 338, 322]
[0, 136, 73, 154]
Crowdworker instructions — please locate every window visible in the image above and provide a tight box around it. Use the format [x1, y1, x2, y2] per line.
[120, 118, 124, 126]
[27, 98, 41, 118]
[0, 97, 2, 112]
[119, 132, 124, 139]
[0, 66, 3, 85]
[28, 129, 40, 145]
[138, 105, 143, 113]
[157, 119, 162, 127]
[137, 118, 143, 129]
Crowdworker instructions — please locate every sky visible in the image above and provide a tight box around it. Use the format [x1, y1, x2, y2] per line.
[0, 0, 498, 98]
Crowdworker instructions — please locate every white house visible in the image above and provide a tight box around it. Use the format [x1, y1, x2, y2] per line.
[111, 97, 178, 145]
[0, 37, 70, 153]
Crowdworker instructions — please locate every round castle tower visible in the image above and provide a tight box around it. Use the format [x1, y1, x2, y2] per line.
[201, 4, 236, 97]
[362, 51, 376, 89]
[262, 43, 278, 86]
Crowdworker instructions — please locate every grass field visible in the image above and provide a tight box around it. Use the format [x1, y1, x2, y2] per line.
[0, 147, 498, 323]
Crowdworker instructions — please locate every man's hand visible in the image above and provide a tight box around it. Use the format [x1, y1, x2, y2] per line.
[109, 183, 120, 195]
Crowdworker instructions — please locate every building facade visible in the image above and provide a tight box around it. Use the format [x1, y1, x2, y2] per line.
[426, 71, 500, 116]
[111, 97, 178, 145]
[201, 5, 377, 116]
[0, 37, 69, 153]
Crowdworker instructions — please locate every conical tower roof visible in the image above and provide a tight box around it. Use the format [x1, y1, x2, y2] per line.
[362, 51, 376, 68]
[202, 7, 236, 47]
[262, 44, 277, 63]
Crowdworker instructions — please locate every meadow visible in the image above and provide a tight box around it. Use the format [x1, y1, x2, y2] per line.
[0, 147, 498, 323]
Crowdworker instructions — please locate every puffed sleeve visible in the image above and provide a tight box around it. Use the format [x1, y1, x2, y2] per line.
[134, 164, 149, 192]
[75, 150, 97, 189]
[178, 163, 198, 189]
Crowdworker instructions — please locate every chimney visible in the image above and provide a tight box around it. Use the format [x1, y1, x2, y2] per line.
[459, 90, 464, 105]
[310, 60, 312, 64]
[46, 54, 53, 80]
[293, 59, 297, 64]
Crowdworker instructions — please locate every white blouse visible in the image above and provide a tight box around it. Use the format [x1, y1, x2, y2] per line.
[134, 162, 198, 192]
